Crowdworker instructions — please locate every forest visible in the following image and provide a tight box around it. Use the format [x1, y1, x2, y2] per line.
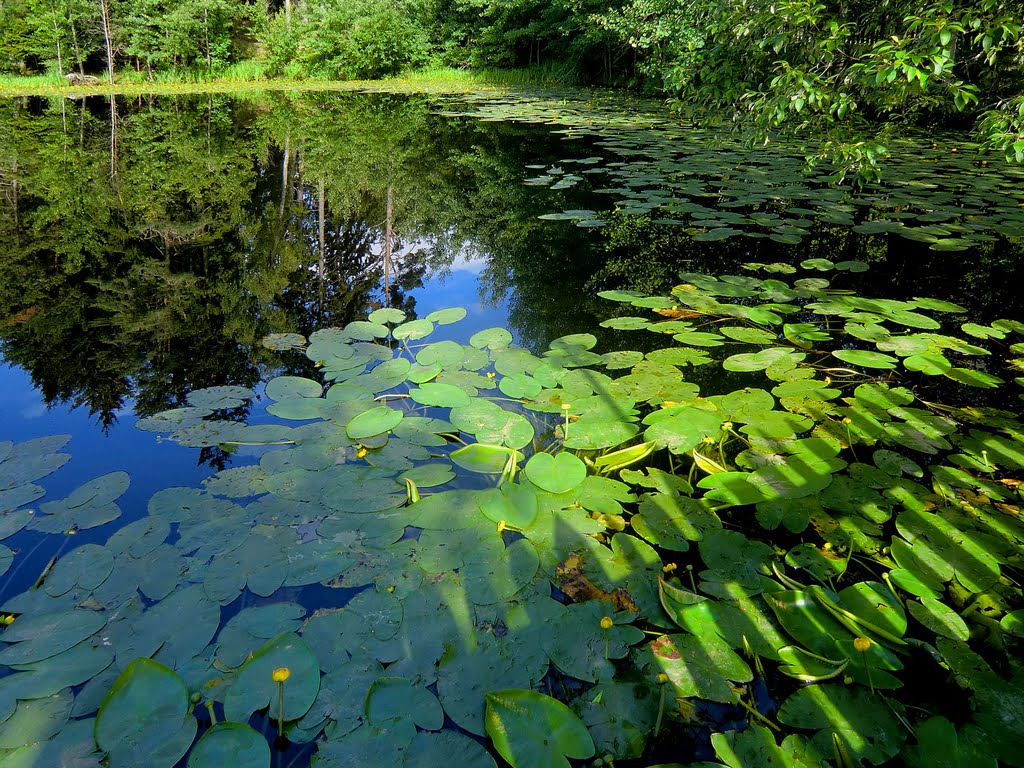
[1, 0, 1024, 179]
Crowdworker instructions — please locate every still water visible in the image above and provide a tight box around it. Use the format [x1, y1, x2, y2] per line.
[4, 89, 1024, 521]
[2, 87, 1024, 765]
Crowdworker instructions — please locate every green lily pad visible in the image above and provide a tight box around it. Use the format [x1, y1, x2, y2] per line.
[0, 610, 106, 666]
[187, 386, 254, 410]
[832, 350, 899, 369]
[0, 716, 99, 767]
[524, 452, 587, 494]
[463, 538, 540, 604]
[484, 689, 595, 768]
[426, 307, 467, 325]
[450, 443, 516, 474]
[393, 319, 435, 341]
[724, 348, 805, 372]
[477, 484, 539, 530]
[0, 689, 73, 750]
[263, 333, 305, 350]
[95, 659, 197, 768]
[222, 633, 320, 724]
[265, 376, 322, 401]
[1001, 610, 1024, 638]
[214, 603, 306, 668]
[908, 598, 970, 641]
[344, 321, 389, 340]
[410, 383, 473, 408]
[366, 677, 444, 730]
[778, 684, 907, 765]
[901, 716, 997, 768]
[44, 544, 114, 596]
[416, 341, 466, 367]
[640, 631, 752, 704]
[470, 327, 513, 350]
[404, 730, 497, 768]
[187, 723, 269, 768]
[346, 406, 404, 440]
[904, 353, 953, 375]
[945, 368, 1004, 388]
[368, 307, 406, 325]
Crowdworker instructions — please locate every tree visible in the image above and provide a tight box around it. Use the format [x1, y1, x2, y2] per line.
[618, 0, 1024, 180]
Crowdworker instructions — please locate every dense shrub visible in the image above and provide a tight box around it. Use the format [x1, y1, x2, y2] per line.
[268, 0, 428, 79]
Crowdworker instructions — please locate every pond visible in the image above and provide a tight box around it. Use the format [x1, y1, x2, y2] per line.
[1, 87, 1023, 768]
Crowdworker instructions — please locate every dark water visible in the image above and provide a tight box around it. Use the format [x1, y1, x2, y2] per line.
[2, 88, 1024, 764]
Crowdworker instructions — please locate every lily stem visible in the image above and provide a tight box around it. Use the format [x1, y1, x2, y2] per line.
[277, 681, 285, 738]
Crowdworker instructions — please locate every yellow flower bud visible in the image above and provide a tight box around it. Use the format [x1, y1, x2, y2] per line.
[600, 616, 614, 631]
[853, 636, 872, 653]
[656, 673, 669, 685]
[272, 667, 290, 683]
[356, 447, 367, 459]
[497, 520, 507, 534]
[560, 402, 572, 411]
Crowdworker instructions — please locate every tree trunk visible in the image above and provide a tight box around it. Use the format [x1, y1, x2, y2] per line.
[285, 0, 292, 34]
[51, 14, 64, 77]
[203, 8, 212, 73]
[98, 0, 115, 84]
[70, 21, 85, 74]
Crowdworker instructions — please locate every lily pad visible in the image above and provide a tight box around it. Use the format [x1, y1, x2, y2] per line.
[346, 406, 404, 440]
[187, 723, 269, 768]
[484, 689, 595, 768]
[222, 633, 320, 724]
[95, 659, 197, 768]
[524, 452, 587, 494]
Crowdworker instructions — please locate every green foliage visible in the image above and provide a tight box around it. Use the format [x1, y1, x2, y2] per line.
[270, 0, 428, 79]
[648, 0, 1024, 181]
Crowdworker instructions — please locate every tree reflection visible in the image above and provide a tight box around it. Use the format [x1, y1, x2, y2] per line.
[4, 88, 1022, 452]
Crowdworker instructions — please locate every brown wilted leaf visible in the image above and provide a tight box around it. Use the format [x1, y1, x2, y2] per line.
[555, 552, 639, 613]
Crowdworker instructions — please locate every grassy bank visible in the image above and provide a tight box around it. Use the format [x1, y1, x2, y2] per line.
[0, 64, 570, 98]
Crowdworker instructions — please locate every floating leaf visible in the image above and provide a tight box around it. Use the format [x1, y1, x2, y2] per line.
[450, 443, 515, 474]
[95, 659, 197, 768]
[908, 598, 970, 641]
[222, 633, 320, 723]
[524, 452, 587, 494]
[393, 319, 435, 341]
[484, 689, 595, 768]
[346, 406, 404, 440]
[0, 610, 106, 666]
[187, 723, 269, 768]
[368, 307, 406, 325]
[265, 376, 322, 401]
[426, 307, 467, 325]
[409, 383, 472, 408]
[778, 684, 907, 765]
[832, 350, 898, 369]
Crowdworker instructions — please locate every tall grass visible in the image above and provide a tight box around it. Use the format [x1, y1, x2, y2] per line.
[0, 61, 570, 98]
[115, 60, 270, 84]
[0, 73, 64, 90]
[404, 64, 575, 87]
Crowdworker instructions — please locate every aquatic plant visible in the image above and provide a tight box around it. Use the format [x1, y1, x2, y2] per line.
[0, 261, 1022, 766]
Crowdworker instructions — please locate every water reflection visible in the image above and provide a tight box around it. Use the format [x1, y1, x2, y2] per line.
[0, 92, 580, 429]
[2, 90, 1024, 434]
